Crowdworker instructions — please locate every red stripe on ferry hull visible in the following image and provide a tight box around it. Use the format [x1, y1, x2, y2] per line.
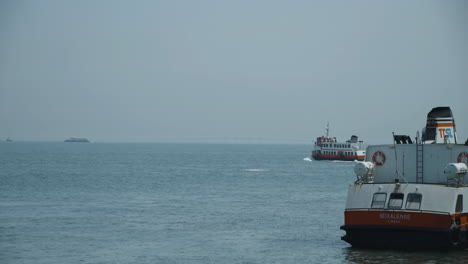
[341, 210, 462, 249]
[311, 153, 365, 161]
[344, 210, 452, 229]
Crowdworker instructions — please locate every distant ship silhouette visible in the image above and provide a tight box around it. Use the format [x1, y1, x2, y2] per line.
[64, 137, 90, 143]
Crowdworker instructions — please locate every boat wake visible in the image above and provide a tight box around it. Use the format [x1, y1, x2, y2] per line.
[245, 169, 269, 172]
[303, 157, 312, 162]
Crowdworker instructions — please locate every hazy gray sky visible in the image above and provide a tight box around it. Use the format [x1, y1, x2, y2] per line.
[1, 0, 467, 144]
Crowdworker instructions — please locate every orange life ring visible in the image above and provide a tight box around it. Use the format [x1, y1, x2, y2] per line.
[372, 151, 386, 166]
[457, 152, 468, 164]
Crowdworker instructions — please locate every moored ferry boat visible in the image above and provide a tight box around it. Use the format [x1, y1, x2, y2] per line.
[341, 107, 468, 249]
[311, 124, 365, 161]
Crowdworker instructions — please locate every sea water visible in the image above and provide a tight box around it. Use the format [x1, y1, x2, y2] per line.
[1, 142, 467, 263]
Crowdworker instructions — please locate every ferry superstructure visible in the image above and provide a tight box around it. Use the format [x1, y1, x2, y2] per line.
[311, 124, 365, 161]
[341, 107, 468, 249]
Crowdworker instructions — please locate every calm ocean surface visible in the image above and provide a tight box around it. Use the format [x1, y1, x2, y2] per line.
[1, 142, 467, 263]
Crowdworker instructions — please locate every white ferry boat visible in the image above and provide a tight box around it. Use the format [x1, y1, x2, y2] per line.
[311, 124, 365, 161]
[341, 106, 468, 249]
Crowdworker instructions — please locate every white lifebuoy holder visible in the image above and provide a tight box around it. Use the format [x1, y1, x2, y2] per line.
[372, 151, 386, 166]
[457, 152, 468, 164]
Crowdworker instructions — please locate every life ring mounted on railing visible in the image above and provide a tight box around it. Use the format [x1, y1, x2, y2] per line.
[457, 152, 468, 164]
[372, 151, 386, 166]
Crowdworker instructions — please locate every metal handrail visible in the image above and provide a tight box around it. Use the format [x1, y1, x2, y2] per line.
[344, 208, 451, 215]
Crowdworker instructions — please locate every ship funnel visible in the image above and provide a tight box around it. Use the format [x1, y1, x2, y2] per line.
[422, 107, 457, 144]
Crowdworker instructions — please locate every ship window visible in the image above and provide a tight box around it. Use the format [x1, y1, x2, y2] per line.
[405, 193, 422, 210]
[388, 193, 404, 209]
[456, 195, 463, 213]
[371, 193, 387, 209]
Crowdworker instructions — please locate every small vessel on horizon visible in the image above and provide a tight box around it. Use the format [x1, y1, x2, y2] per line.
[341, 106, 468, 250]
[64, 137, 90, 143]
[311, 123, 365, 161]
[6, 137, 13, 142]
